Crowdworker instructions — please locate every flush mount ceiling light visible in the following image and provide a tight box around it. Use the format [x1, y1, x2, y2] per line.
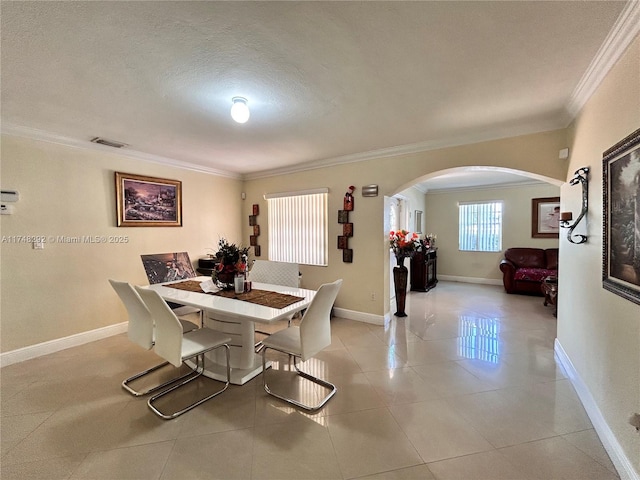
[230, 97, 250, 124]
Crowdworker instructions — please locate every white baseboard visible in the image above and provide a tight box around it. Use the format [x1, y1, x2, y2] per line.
[335, 277, 502, 327]
[554, 339, 639, 480]
[333, 307, 385, 326]
[2, 307, 384, 366]
[438, 275, 502, 286]
[0, 322, 128, 368]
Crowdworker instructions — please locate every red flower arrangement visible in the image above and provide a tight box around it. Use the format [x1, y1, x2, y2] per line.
[389, 229, 421, 263]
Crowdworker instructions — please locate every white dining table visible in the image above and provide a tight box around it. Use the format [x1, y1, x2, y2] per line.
[145, 276, 316, 385]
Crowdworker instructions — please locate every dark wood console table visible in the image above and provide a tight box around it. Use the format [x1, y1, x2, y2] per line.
[410, 249, 438, 292]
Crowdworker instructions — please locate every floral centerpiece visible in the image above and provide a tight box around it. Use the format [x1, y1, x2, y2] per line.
[212, 238, 249, 288]
[389, 230, 421, 266]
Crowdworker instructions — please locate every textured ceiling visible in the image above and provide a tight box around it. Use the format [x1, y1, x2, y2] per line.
[0, 1, 632, 180]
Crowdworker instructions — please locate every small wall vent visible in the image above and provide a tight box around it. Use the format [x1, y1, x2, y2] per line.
[90, 137, 128, 148]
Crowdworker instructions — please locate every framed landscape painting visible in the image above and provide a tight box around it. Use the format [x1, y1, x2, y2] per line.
[116, 172, 182, 227]
[602, 128, 640, 305]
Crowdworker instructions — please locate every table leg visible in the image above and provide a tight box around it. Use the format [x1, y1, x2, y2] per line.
[191, 313, 270, 385]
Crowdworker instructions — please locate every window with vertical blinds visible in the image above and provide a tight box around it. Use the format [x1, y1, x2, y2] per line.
[458, 201, 503, 252]
[266, 189, 328, 266]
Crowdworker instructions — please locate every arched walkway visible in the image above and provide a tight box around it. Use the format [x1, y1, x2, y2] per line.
[384, 166, 563, 318]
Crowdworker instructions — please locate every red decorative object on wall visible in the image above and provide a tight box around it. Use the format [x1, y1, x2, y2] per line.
[343, 185, 355, 211]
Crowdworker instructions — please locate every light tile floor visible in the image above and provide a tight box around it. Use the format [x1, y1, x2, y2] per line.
[1, 282, 620, 479]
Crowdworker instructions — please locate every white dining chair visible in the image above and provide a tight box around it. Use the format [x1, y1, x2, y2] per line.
[135, 286, 231, 419]
[109, 279, 199, 397]
[261, 279, 342, 411]
[250, 260, 301, 350]
[249, 260, 300, 287]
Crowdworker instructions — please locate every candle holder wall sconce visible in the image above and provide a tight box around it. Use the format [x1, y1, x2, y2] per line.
[560, 167, 589, 244]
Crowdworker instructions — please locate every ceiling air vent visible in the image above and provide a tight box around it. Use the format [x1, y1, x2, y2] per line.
[90, 137, 128, 148]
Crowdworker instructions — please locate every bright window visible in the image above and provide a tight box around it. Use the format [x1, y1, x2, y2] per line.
[266, 189, 328, 266]
[458, 201, 503, 252]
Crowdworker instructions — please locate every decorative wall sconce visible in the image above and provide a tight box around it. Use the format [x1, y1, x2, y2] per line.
[361, 185, 378, 197]
[559, 167, 589, 244]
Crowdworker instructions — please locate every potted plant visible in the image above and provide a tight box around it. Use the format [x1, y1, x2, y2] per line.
[213, 238, 249, 289]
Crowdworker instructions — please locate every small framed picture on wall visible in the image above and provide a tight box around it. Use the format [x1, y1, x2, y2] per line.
[531, 197, 560, 238]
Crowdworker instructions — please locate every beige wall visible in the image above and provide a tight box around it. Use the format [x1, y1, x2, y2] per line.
[2, 109, 569, 347]
[243, 129, 568, 317]
[557, 35, 640, 475]
[0, 135, 242, 352]
[425, 183, 560, 281]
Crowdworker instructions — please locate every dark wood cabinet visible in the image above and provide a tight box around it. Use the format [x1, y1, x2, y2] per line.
[410, 249, 438, 292]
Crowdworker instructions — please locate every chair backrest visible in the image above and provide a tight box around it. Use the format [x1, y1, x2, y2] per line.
[140, 252, 196, 285]
[109, 279, 154, 350]
[250, 260, 300, 287]
[135, 286, 185, 368]
[299, 279, 342, 361]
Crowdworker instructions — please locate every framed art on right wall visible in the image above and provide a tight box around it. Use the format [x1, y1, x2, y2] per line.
[602, 127, 640, 305]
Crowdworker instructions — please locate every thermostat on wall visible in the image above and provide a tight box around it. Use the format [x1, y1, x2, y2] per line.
[1, 190, 19, 202]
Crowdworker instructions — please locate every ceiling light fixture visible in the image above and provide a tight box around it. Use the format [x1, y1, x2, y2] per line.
[230, 97, 250, 124]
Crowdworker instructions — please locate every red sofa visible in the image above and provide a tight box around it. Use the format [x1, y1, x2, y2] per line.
[499, 248, 558, 295]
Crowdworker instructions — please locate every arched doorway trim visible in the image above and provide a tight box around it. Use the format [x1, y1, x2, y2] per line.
[392, 166, 563, 196]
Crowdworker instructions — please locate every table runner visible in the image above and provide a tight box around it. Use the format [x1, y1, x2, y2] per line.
[164, 280, 304, 309]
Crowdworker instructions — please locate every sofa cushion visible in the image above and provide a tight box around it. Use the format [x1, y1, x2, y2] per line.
[545, 248, 559, 270]
[514, 268, 556, 282]
[504, 248, 545, 268]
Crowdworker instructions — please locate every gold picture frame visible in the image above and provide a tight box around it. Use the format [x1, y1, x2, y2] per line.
[115, 172, 182, 227]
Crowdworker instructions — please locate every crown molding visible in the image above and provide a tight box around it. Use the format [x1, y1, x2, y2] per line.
[0, 123, 241, 180]
[4, 2, 635, 183]
[565, 0, 640, 120]
[244, 120, 563, 181]
[424, 179, 547, 195]
[411, 183, 429, 195]
[245, 2, 638, 181]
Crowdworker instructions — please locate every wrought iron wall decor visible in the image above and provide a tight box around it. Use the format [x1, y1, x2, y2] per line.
[559, 167, 589, 244]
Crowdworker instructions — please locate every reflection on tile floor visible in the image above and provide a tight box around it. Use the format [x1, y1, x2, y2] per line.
[1, 282, 620, 479]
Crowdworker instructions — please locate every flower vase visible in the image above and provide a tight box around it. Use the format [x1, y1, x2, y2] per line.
[393, 256, 408, 317]
[215, 270, 235, 290]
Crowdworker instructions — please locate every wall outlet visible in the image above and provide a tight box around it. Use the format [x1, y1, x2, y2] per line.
[370, 292, 376, 301]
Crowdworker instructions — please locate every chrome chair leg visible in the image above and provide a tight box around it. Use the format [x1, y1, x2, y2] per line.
[262, 347, 337, 412]
[122, 319, 202, 397]
[147, 344, 231, 420]
[122, 361, 200, 397]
